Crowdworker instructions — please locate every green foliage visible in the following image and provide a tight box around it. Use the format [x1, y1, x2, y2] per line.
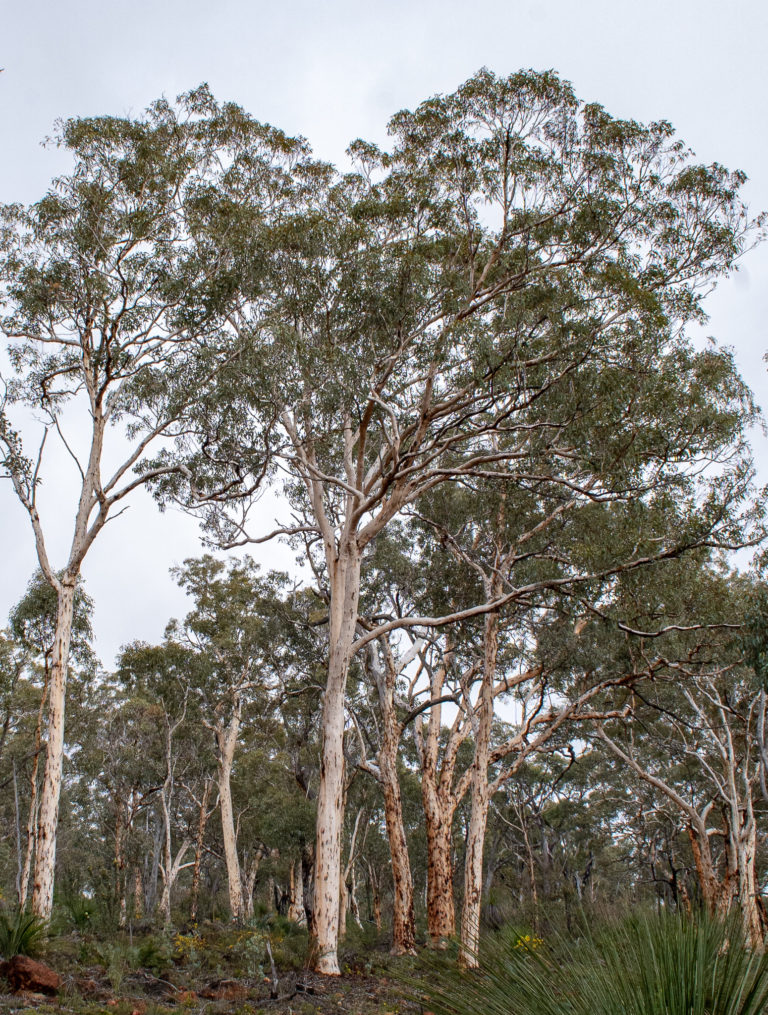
[95, 940, 139, 992]
[137, 934, 174, 975]
[0, 908, 47, 958]
[62, 894, 97, 933]
[413, 911, 768, 1015]
[742, 583, 768, 688]
[9, 571, 94, 666]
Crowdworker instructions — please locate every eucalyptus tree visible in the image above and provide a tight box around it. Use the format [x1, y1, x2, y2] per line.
[409, 485, 750, 962]
[158, 70, 759, 971]
[68, 676, 166, 924]
[8, 571, 93, 908]
[552, 558, 768, 945]
[166, 555, 291, 922]
[0, 89, 302, 918]
[116, 639, 206, 924]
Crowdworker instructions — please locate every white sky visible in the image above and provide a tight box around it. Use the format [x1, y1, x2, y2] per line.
[1, 0, 767, 666]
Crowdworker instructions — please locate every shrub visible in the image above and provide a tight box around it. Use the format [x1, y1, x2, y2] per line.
[95, 941, 139, 992]
[137, 934, 174, 975]
[63, 894, 96, 933]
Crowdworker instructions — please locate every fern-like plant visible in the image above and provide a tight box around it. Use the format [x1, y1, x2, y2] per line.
[413, 910, 768, 1015]
[0, 908, 47, 958]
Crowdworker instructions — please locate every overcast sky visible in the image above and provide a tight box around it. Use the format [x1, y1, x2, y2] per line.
[1, 0, 766, 666]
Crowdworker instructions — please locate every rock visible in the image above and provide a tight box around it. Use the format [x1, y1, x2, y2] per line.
[3, 955, 61, 995]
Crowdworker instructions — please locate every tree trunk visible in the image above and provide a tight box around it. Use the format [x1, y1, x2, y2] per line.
[367, 860, 382, 930]
[380, 742, 416, 954]
[338, 871, 348, 940]
[159, 839, 192, 925]
[424, 797, 455, 943]
[302, 842, 315, 929]
[13, 761, 22, 903]
[243, 852, 262, 921]
[688, 823, 728, 916]
[459, 605, 498, 969]
[369, 638, 417, 955]
[32, 582, 76, 920]
[288, 860, 307, 925]
[20, 666, 49, 910]
[114, 810, 127, 928]
[349, 862, 361, 930]
[190, 780, 212, 924]
[417, 638, 461, 946]
[217, 711, 243, 923]
[132, 868, 144, 920]
[736, 818, 763, 947]
[145, 815, 162, 915]
[309, 544, 361, 975]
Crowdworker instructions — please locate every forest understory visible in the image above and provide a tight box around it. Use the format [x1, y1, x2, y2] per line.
[0, 921, 417, 1015]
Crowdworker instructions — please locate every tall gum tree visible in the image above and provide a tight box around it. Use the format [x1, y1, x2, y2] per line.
[7, 572, 93, 909]
[166, 555, 289, 923]
[157, 70, 761, 972]
[0, 90, 302, 919]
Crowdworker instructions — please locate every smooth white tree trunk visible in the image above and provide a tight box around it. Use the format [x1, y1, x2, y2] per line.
[216, 711, 244, 923]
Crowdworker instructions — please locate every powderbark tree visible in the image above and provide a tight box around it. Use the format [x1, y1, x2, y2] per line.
[355, 636, 421, 954]
[167, 556, 289, 922]
[0, 90, 273, 918]
[7, 572, 93, 909]
[154, 69, 758, 971]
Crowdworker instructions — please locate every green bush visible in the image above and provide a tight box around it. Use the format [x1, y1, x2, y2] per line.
[137, 934, 174, 975]
[63, 894, 96, 933]
[413, 910, 768, 1015]
[95, 940, 139, 992]
[0, 909, 47, 958]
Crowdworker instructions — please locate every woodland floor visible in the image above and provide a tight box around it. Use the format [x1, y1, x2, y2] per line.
[0, 925, 422, 1015]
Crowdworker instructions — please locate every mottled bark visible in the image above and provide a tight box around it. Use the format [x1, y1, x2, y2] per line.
[308, 544, 361, 975]
[381, 746, 415, 954]
[20, 664, 50, 910]
[459, 605, 499, 969]
[365, 640, 416, 955]
[32, 583, 76, 920]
